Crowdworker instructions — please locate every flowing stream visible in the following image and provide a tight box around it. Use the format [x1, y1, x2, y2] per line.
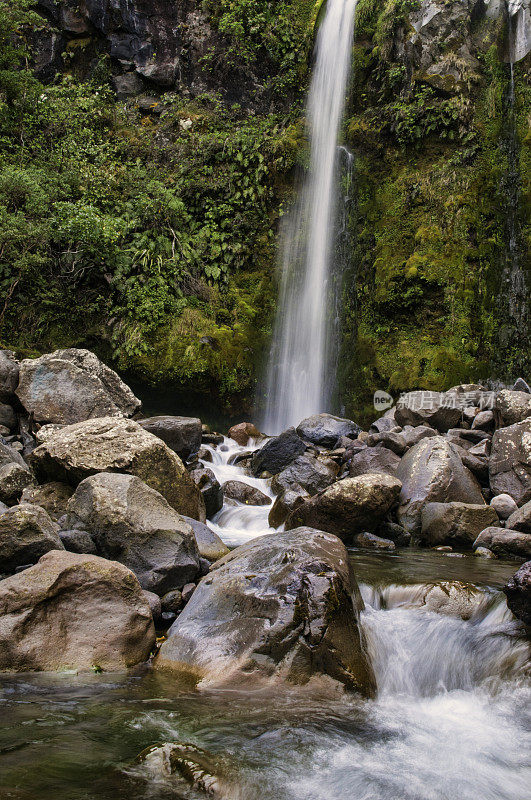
[1, 436, 529, 800]
[261, 0, 358, 434]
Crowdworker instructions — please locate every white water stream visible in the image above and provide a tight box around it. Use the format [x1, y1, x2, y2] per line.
[261, 0, 358, 434]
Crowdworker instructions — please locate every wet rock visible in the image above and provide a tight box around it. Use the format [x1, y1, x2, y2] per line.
[489, 419, 531, 506]
[474, 546, 496, 559]
[228, 422, 262, 446]
[366, 431, 407, 455]
[495, 390, 531, 426]
[0, 503, 64, 572]
[139, 416, 202, 460]
[348, 446, 400, 478]
[396, 436, 484, 534]
[268, 488, 310, 528]
[420, 581, 487, 620]
[395, 391, 462, 432]
[0, 442, 34, 504]
[143, 590, 162, 624]
[0, 550, 155, 671]
[198, 446, 213, 462]
[354, 532, 395, 551]
[202, 432, 224, 446]
[251, 428, 306, 477]
[490, 493, 519, 520]
[181, 516, 229, 562]
[134, 742, 225, 798]
[376, 521, 411, 546]
[296, 413, 361, 448]
[503, 561, 531, 625]
[0, 350, 19, 402]
[58, 528, 97, 555]
[420, 502, 498, 548]
[64, 472, 200, 595]
[473, 527, 531, 559]
[506, 499, 531, 534]
[222, 480, 271, 506]
[20, 481, 73, 521]
[285, 474, 402, 540]
[190, 466, 223, 518]
[156, 528, 375, 695]
[271, 453, 339, 497]
[28, 416, 205, 520]
[16, 348, 141, 425]
[161, 589, 183, 614]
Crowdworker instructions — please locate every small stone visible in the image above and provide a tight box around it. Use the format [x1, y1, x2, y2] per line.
[181, 583, 196, 603]
[474, 547, 496, 559]
[161, 589, 183, 614]
[490, 493, 518, 520]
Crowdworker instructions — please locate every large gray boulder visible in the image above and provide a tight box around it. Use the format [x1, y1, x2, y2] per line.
[296, 413, 361, 447]
[285, 474, 402, 540]
[139, 416, 202, 460]
[473, 527, 531, 559]
[0, 503, 64, 573]
[495, 390, 531, 426]
[396, 436, 484, 534]
[0, 350, 19, 402]
[28, 416, 205, 520]
[155, 528, 375, 695]
[181, 516, 229, 562]
[504, 561, 531, 626]
[489, 419, 531, 506]
[16, 348, 141, 425]
[394, 391, 462, 432]
[251, 428, 306, 476]
[420, 502, 498, 548]
[348, 446, 400, 478]
[271, 454, 339, 497]
[0, 442, 34, 503]
[506, 499, 531, 534]
[64, 473, 200, 595]
[0, 550, 155, 671]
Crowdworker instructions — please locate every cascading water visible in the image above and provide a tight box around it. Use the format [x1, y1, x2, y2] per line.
[261, 0, 357, 434]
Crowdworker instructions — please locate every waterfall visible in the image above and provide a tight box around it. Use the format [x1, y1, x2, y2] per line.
[260, 0, 357, 435]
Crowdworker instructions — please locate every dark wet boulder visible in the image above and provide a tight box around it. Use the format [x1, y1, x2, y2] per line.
[20, 481, 73, 522]
[0, 350, 19, 402]
[251, 428, 306, 477]
[0, 503, 64, 573]
[396, 436, 484, 534]
[181, 516, 229, 562]
[0, 442, 34, 504]
[506, 499, 531, 534]
[420, 502, 498, 548]
[473, 527, 531, 559]
[504, 561, 531, 625]
[190, 466, 223, 518]
[139, 416, 201, 460]
[366, 431, 406, 456]
[222, 480, 271, 506]
[155, 528, 376, 695]
[64, 472, 200, 595]
[16, 348, 141, 425]
[271, 453, 339, 497]
[0, 550, 155, 671]
[495, 390, 531, 426]
[285, 474, 402, 540]
[394, 391, 462, 432]
[228, 422, 263, 446]
[268, 488, 310, 528]
[377, 521, 411, 547]
[354, 532, 395, 551]
[28, 416, 205, 520]
[58, 528, 97, 555]
[296, 413, 361, 448]
[489, 419, 531, 506]
[348, 446, 400, 478]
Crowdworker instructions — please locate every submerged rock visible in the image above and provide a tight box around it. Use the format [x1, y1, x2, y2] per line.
[419, 502, 498, 548]
[504, 561, 531, 625]
[64, 472, 200, 595]
[155, 528, 375, 695]
[0, 503, 64, 573]
[133, 742, 225, 798]
[296, 413, 361, 448]
[139, 415, 202, 460]
[473, 527, 531, 560]
[28, 416, 205, 520]
[284, 474, 402, 540]
[16, 348, 141, 424]
[0, 550, 155, 671]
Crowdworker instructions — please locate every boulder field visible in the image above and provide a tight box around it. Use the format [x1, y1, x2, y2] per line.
[0, 347, 529, 675]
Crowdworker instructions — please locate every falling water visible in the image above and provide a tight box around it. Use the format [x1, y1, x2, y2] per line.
[261, 0, 357, 434]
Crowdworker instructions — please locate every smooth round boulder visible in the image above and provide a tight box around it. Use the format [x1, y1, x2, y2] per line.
[0, 550, 155, 671]
[490, 493, 518, 520]
[155, 528, 375, 695]
[222, 480, 271, 506]
[419, 502, 498, 548]
[348, 446, 400, 478]
[139, 416, 202, 460]
[503, 561, 531, 625]
[181, 516, 229, 562]
[64, 472, 200, 595]
[296, 413, 361, 448]
[28, 416, 205, 520]
[473, 527, 531, 559]
[0, 503, 64, 573]
[285, 473, 402, 540]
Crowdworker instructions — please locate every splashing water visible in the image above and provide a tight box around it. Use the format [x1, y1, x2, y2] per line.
[260, 0, 358, 434]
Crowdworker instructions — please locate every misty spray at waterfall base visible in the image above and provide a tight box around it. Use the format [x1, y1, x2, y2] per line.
[260, 0, 358, 434]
